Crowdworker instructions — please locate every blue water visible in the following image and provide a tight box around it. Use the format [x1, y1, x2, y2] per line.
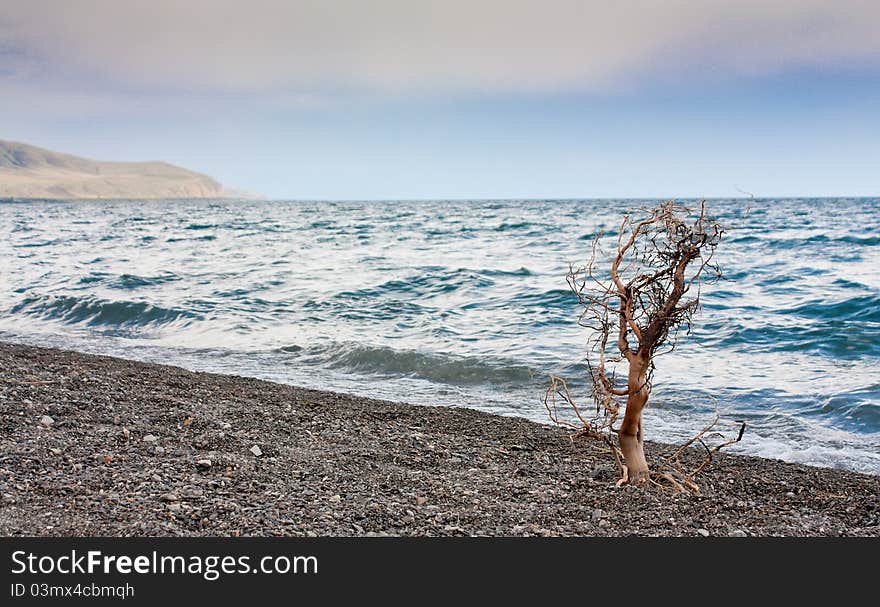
[1, 198, 878, 474]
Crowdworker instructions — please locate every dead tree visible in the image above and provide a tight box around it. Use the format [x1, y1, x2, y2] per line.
[546, 200, 729, 488]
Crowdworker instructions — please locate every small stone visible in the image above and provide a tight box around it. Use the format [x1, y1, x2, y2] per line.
[153, 446, 165, 455]
[197, 459, 212, 468]
[328, 494, 342, 503]
[167, 503, 182, 513]
[220, 422, 232, 430]
[40, 415, 54, 427]
[49, 448, 62, 455]
[160, 492, 180, 502]
[697, 528, 710, 537]
[598, 519, 610, 528]
[591, 508, 604, 521]
[729, 530, 748, 537]
[415, 496, 428, 507]
[142, 434, 158, 444]
[249, 445, 262, 457]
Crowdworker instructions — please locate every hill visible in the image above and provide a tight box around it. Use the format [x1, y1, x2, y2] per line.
[0, 140, 242, 199]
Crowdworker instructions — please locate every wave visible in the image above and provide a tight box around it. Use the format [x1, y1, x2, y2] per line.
[511, 288, 576, 308]
[780, 294, 880, 323]
[77, 272, 182, 289]
[281, 342, 537, 386]
[726, 232, 880, 248]
[493, 221, 533, 231]
[476, 266, 533, 277]
[338, 269, 497, 299]
[700, 322, 880, 358]
[807, 384, 880, 432]
[10, 294, 200, 328]
[167, 234, 216, 242]
[840, 235, 880, 246]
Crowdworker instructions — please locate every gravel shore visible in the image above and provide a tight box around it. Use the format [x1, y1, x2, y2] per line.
[1, 341, 877, 537]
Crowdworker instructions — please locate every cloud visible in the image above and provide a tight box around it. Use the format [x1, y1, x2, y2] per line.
[2, 0, 879, 95]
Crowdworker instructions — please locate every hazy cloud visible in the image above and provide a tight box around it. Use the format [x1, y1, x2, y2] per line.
[2, 0, 879, 95]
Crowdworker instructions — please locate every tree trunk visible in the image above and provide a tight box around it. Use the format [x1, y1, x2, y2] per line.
[619, 355, 650, 483]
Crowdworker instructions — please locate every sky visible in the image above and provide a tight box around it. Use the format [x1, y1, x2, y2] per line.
[1, 0, 879, 199]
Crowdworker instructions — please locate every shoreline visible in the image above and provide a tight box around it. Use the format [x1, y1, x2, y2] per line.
[1, 341, 877, 536]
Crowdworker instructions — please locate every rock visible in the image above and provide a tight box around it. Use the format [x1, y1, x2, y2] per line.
[697, 528, 710, 537]
[153, 446, 165, 455]
[167, 503, 182, 513]
[591, 508, 604, 521]
[729, 529, 748, 537]
[416, 496, 428, 507]
[197, 459, 212, 468]
[220, 422, 232, 430]
[160, 492, 180, 502]
[40, 415, 54, 427]
[249, 445, 263, 457]
[142, 434, 158, 444]
[328, 494, 342, 503]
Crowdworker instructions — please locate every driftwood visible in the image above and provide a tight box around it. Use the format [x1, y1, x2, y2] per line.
[546, 200, 744, 492]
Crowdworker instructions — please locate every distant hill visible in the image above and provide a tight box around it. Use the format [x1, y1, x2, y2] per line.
[0, 140, 248, 199]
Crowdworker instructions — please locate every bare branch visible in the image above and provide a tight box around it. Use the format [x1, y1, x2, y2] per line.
[546, 200, 734, 493]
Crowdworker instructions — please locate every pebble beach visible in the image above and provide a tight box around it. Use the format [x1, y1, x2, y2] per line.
[1, 342, 877, 537]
